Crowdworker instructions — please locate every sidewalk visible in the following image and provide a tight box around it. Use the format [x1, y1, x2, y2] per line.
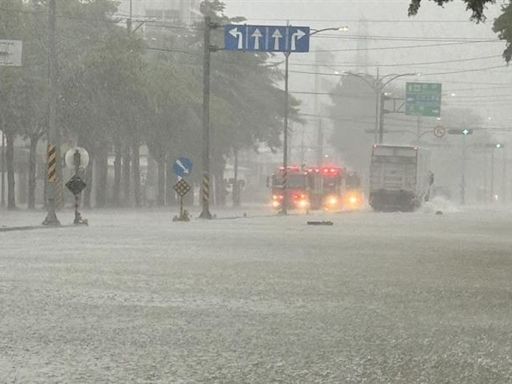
[0, 204, 277, 231]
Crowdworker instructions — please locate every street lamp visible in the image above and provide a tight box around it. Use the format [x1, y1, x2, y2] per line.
[310, 26, 349, 35]
[280, 25, 348, 214]
[342, 71, 418, 144]
[305, 26, 350, 166]
[487, 143, 505, 203]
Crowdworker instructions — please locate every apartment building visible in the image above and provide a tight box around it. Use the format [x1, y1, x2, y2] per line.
[117, 0, 201, 25]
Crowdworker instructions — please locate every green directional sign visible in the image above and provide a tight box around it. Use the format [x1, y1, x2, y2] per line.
[406, 82, 442, 117]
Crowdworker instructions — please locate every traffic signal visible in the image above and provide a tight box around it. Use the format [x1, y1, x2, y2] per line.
[448, 128, 473, 135]
[485, 143, 505, 149]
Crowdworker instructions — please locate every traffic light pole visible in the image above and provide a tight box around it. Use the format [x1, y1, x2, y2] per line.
[502, 149, 507, 204]
[43, 0, 60, 226]
[461, 135, 467, 205]
[491, 148, 495, 202]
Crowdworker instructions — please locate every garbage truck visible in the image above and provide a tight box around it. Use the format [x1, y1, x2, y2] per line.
[369, 144, 433, 212]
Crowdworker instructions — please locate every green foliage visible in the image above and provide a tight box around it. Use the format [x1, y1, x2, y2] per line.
[0, 0, 298, 205]
[493, 3, 512, 62]
[408, 0, 512, 63]
[408, 0, 495, 21]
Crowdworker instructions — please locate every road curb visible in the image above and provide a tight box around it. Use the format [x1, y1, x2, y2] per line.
[0, 224, 79, 232]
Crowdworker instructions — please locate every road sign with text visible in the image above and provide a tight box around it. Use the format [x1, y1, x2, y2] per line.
[406, 82, 442, 117]
[224, 25, 310, 53]
[0, 40, 22, 67]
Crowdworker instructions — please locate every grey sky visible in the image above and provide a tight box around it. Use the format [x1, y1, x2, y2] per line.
[222, 0, 511, 129]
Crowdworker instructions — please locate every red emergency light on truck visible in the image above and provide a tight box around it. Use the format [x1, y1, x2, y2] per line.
[269, 165, 364, 211]
[270, 166, 310, 211]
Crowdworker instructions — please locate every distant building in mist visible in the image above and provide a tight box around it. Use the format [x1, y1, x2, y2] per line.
[117, 0, 201, 25]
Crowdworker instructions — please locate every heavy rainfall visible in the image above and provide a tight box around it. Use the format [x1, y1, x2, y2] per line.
[1, 0, 512, 383]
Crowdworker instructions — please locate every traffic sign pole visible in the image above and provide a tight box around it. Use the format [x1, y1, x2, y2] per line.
[222, 22, 310, 216]
[64, 148, 88, 225]
[173, 179, 191, 221]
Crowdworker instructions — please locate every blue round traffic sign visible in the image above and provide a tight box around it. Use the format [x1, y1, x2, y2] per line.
[173, 157, 193, 177]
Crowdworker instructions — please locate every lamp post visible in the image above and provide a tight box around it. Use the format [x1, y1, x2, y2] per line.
[488, 143, 505, 203]
[342, 71, 417, 144]
[280, 25, 347, 215]
[311, 27, 348, 165]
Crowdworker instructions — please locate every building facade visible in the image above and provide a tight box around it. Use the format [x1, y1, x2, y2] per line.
[117, 0, 201, 25]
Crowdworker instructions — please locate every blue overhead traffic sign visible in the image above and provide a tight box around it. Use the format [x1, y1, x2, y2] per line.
[248, 26, 265, 52]
[173, 157, 193, 178]
[268, 26, 288, 52]
[287, 26, 310, 53]
[224, 25, 310, 53]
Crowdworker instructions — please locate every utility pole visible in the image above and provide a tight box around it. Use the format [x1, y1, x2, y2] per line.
[378, 89, 385, 144]
[43, 0, 60, 226]
[1, 131, 5, 208]
[127, 0, 132, 32]
[199, 10, 215, 219]
[375, 68, 380, 144]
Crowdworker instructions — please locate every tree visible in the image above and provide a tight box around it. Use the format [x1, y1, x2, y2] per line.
[409, 0, 512, 62]
[408, 0, 494, 21]
[0, 0, 36, 209]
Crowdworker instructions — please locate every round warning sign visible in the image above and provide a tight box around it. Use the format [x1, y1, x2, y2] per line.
[434, 125, 446, 138]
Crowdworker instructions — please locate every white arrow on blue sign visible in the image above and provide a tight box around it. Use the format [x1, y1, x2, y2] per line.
[173, 157, 193, 178]
[224, 25, 310, 53]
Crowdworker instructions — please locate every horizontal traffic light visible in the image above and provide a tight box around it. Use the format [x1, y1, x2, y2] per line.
[448, 128, 473, 135]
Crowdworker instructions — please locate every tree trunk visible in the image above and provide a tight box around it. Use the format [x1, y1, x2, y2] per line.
[113, 139, 122, 206]
[27, 133, 39, 209]
[132, 138, 141, 207]
[233, 147, 240, 207]
[6, 132, 16, 210]
[214, 172, 226, 207]
[157, 154, 166, 206]
[122, 143, 131, 206]
[95, 144, 108, 208]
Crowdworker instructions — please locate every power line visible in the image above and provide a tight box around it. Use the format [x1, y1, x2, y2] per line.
[312, 39, 502, 53]
[311, 34, 501, 43]
[235, 17, 477, 23]
[288, 65, 510, 78]
[145, 46, 199, 56]
[422, 65, 509, 76]
[281, 54, 503, 68]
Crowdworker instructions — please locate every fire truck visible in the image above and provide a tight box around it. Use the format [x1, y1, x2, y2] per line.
[305, 166, 344, 210]
[270, 166, 310, 211]
[270, 165, 364, 211]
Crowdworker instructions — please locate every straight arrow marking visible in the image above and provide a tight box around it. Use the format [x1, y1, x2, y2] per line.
[252, 28, 263, 50]
[272, 29, 283, 51]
